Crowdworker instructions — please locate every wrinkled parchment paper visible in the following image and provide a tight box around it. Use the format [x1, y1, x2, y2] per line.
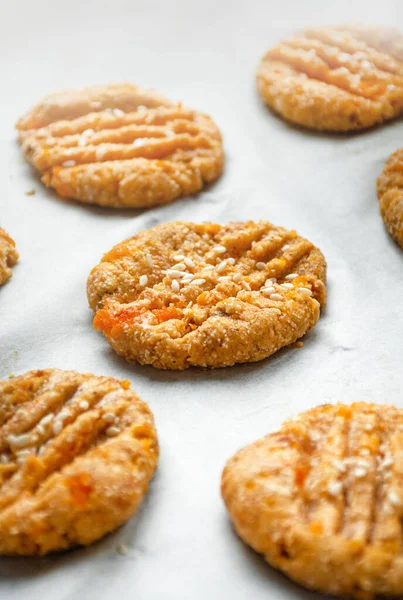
[1, 1, 402, 598]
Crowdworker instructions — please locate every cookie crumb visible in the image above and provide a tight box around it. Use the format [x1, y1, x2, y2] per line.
[116, 543, 128, 555]
[25, 189, 36, 196]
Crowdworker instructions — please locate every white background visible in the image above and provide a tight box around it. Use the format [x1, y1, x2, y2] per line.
[1, 1, 403, 598]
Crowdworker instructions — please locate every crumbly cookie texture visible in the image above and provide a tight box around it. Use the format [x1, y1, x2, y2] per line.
[0, 228, 19, 286]
[0, 369, 158, 555]
[377, 149, 403, 248]
[257, 25, 403, 131]
[17, 83, 224, 208]
[87, 220, 326, 370]
[222, 402, 403, 600]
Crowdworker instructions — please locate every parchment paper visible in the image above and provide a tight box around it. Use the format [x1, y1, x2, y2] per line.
[1, 1, 403, 598]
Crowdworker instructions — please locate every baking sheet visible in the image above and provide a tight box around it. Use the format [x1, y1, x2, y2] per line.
[1, 0, 403, 598]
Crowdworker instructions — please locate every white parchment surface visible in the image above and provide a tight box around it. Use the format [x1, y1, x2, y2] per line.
[0, 1, 402, 598]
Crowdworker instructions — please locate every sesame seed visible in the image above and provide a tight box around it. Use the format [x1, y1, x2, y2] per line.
[380, 456, 394, 469]
[172, 263, 186, 271]
[266, 278, 277, 284]
[232, 273, 242, 282]
[261, 287, 275, 295]
[95, 146, 107, 160]
[282, 244, 290, 251]
[388, 491, 401, 506]
[181, 274, 194, 282]
[62, 160, 76, 167]
[228, 258, 236, 265]
[146, 253, 153, 267]
[218, 276, 230, 282]
[53, 421, 63, 435]
[106, 426, 120, 437]
[139, 275, 148, 287]
[113, 108, 125, 117]
[79, 400, 89, 410]
[281, 283, 294, 290]
[173, 254, 185, 261]
[133, 138, 147, 147]
[171, 279, 180, 292]
[270, 293, 283, 301]
[58, 408, 70, 421]
[242, 281, 251, 291]
[192, 279, 206, 285]
[184, 257, 195, 268]
[16, 449, 35, 464]
[285, 273, 298, 280]
[37, 445, 47, 457]
[166, 269, 185, 278]
[332, 459, 347, 473]
[103, 413, 116, 423]
[6, 433, 31, 448]
[327, 481, 343, 496]
[202, 265, 214, 272]
[355, 458, 370, 468]
[213, 245, 226, 254]
[216, 261, 227, 273]
[299, 287, 313, 297]
[353, 467, 367, 478]
[256, 262, 266, 270]
[38, 413, 54, 427]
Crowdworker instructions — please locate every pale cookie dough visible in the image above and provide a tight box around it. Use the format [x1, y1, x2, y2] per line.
[222, 402, 403, 599]
[377, 148, 403, 248]
[17, 83, 224, 208]
[257, 26, 403, 131]
[0, 228, 18, 286]
[87, 220, 326, 370]
[0, 368, 158, 555]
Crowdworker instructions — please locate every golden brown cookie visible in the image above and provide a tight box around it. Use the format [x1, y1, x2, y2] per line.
[17, 83, 224, 208]
[257, 26, 403, 131]
[222, 402, 403, 599]
[87, 220, 327, 370]
[0, 368, 158, 555]
[377, 149, 403, 248]
[0, 228, 18, 286]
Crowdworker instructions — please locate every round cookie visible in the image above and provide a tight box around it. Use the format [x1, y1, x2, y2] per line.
[87, 220, 327, 370]
[222, 402, 403, 599]
[0, 228, 18, 286]
[17, 83, 224, 208]
[257, 26, 403, 131]
[0, 368, 158, 555]
[377, 149, 403, 248]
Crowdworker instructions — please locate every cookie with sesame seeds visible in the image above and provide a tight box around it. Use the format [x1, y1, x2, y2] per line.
[87, 220, 326, 370]
[222, 402, 403, 599]
[377, 148, 403, 248]
[17, 83, 224, 208]
[0, 228, 18, 286]
[0, 368, 158, 555]
[257, 25, 403, 131]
